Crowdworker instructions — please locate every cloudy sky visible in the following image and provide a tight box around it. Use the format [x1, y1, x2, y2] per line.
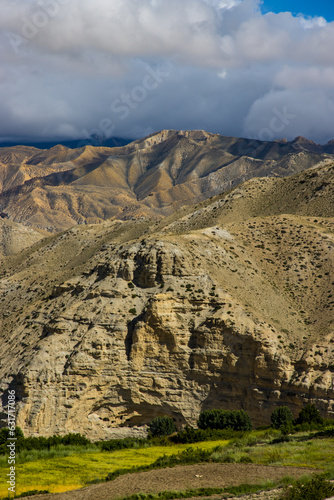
[1, 0, 334, 144]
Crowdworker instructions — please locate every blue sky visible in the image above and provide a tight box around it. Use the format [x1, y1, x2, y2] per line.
[261, 0, 334, 21]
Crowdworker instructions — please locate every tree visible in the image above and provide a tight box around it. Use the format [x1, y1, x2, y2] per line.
[198, 409, 252, 431]
[0, 426, 24, 445]
[295, 404, 323, 426]
[148, 416, 176, 437]
[271, 406, 293, 429]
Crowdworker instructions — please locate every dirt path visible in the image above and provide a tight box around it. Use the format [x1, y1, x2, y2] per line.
[22, 463, 318, 500]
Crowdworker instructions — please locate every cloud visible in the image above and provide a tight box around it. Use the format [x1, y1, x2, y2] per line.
[0, 0, 334, 143]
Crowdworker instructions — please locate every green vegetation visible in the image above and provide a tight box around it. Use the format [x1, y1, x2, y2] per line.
[271, 407, 294, 430]
[276, 474, 334, 500]
[148, 417, 176, 437]
[12, 490, 50, 498]
[171, 426, 247, 444]
[0, 428, 92, 455]
[0, 406, 333, 498]
[101, 437, 148, 452]
[295, 404, 323, 427]
[0, 440, 230, 497]
[198, 409, 252, 431]
[105, 446, 225, 481]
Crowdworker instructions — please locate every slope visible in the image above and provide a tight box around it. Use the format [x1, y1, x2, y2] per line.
[0, 130, 332, 232]
[0, 163, 333, 439]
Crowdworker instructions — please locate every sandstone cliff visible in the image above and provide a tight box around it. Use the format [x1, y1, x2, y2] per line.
[0, 162, 333, 439]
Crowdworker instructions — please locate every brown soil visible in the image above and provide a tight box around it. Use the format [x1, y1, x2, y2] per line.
[22, 463, 317, 500]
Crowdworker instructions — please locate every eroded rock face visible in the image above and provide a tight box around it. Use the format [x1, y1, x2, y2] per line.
[1, 236, 333, 440]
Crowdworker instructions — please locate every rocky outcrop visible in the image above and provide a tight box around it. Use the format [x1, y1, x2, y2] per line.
[0, 163, 333, 439]
[0, 230, 332, 440]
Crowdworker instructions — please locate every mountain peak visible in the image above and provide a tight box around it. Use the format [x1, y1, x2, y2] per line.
[293, 136, 317, 145]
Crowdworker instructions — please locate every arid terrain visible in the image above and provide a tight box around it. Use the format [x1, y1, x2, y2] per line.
[0, 130, 333, 233]
[0, 130, 333, 439]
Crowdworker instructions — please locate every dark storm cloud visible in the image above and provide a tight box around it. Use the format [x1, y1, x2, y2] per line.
[0, 0, 334, 143]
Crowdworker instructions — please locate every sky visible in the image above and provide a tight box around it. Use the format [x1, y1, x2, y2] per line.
[1, 0, 334, 145]
[261, 0, 334, 21]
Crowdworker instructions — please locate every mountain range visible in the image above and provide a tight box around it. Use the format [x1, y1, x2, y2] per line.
[0, 130, 333, 234]
[0, 130, 333, 439]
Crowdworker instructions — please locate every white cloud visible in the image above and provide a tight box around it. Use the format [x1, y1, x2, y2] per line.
[0, 0, 334, 143]
[243, 89, 334, 144]
[299, 15, 327, 29]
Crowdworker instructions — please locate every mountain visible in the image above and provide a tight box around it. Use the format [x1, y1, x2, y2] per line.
[0, 137, 131, 150]
[0, 130, 332, 233]
[0, 160, 333, 439]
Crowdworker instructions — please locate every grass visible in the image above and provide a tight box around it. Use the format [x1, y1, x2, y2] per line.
[0, 444, 99, 467]
[0, 440, 229, 497]
[0, 428, 333, 498]
[195, 431, 334, 477]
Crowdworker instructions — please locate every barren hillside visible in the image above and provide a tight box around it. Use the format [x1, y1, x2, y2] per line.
[0, 130, 332, 232]
[0, 161, 333, 439]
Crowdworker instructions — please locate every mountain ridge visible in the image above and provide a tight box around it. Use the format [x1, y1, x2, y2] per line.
[0, 130, 333, 233]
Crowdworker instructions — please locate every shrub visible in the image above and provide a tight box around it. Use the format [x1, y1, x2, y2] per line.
[277, 474, 334, 500]
[101, 437, 146, 452]
[295, 404, 323, 426]
[0, 426, 25, 454]
[0, 430, 92, 455]
[15, 491, 50, 498]
[171, 426, 243, 444]
[271, 406, 293, 430]
[198, 409, 252, 431]
[148, 416, 176, 437]
[0, 426, 24, 445]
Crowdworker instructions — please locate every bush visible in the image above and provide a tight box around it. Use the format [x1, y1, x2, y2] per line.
[0, 426, 24, 444]
[148, 416, 176, 437]
[0, 426, 25, 454]
[277, 474, 334, 500]
[0, 430, 92, 456]
[271, 407, 293, 430]
[295, 404, 323, 426]
[171, 426, 244, 444]
[198, 409, 252, 431]
[101, 437, 146, 452]
[15, 491, 50, 498]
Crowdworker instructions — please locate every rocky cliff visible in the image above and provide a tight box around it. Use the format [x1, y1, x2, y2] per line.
[0, 161, 333, 439]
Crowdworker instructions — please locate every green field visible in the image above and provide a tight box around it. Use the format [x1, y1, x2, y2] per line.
[1, 430, 334, 498]
[0, 440, 229, 496]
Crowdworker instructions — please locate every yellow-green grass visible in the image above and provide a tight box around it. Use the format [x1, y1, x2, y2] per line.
[0, 440, 229, 497]
[248, 438, 334, 471]
[211, 434, 334, 475]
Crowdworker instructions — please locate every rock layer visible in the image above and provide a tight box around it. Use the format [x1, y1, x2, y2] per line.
[0, 162, 333, 439]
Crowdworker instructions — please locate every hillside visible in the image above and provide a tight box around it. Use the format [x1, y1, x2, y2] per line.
[0, 219, 45, 257]
[0, 161, 333, 439]
[0, 130, 332, 232]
